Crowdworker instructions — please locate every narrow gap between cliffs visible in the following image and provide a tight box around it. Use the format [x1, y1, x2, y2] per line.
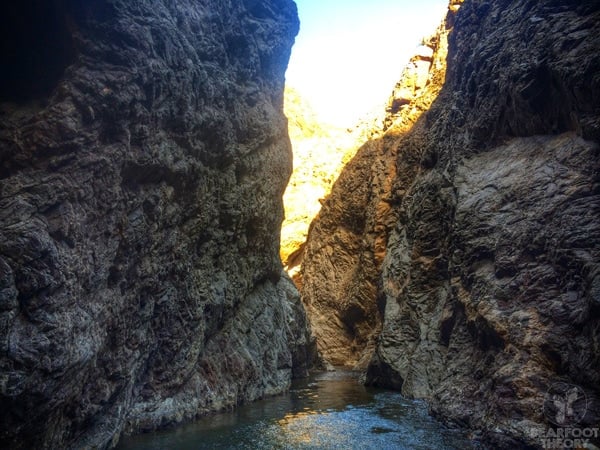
[281, 1, 451, 370]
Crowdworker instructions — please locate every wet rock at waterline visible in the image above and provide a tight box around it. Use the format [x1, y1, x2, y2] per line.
[300, 0, 600, 447]
[0, 1, 313, 448]
[116, 371, 479, 450]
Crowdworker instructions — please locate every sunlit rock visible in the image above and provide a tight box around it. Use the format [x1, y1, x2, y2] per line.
[299, 0, 600, 447]
[281, 86, 379, 284]
[298, 7, 455, 371]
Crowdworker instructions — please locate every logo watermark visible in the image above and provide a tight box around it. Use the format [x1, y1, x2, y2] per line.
[543, 382, 587, 427]
[530, 382, 599, 449]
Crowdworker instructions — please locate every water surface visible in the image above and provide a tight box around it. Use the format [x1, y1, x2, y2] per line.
[117, 371, 479, 449]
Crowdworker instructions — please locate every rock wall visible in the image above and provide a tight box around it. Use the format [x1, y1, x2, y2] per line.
[0, 1, 312, 448]
[281, 86, 378, 285]
[299, 11, 452, 369]
[302, 0, 600, 447]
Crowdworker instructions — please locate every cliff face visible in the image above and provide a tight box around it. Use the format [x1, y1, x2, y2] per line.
[0, 1, 312, 448]
[301, 0, 600, 446]
[281, 86, 378, 285]
[299, 14, 451, 369]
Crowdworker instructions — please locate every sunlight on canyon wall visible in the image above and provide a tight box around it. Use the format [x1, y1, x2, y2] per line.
[291, 10, 454, 369]
[281, 87, 384, 284]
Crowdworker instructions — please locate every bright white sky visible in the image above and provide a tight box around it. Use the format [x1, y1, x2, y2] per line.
[286, 0, 449, 126]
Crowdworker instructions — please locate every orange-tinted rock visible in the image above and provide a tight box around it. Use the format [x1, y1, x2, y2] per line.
[299, 11, 453, 370]
[301, 0, 600, 447]
[281, 86, 377, 282]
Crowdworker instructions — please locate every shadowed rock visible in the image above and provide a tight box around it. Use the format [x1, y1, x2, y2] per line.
[299, 5, 454, 371]
[0, 1, 313, 448]
[368, 1, 600, 446]
[300, 0, 600, 447]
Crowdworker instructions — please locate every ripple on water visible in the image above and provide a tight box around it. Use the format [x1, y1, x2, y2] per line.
[116, 372, 480, 450]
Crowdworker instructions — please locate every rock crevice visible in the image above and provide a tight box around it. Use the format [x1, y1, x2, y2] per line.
[298, 4, 454, 371]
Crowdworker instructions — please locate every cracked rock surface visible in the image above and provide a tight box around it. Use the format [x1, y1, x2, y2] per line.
[367, 1, 600, 446]
[0, 1, 313, 448]
[300, 0, 600, 447]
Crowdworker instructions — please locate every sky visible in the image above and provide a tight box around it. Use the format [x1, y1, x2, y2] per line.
[286, 0, 449, 126]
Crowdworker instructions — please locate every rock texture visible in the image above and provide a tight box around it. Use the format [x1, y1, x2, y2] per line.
[0, 1, 312, 449]
[303, 0, 600, 447]
[299, 16, 451, 369]
[281, 86, 378, 284]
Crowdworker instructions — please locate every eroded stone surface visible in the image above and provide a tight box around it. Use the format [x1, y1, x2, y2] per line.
[281, 86, 383, 286]
[299, 8, 453, 370]
[300, 0, 600, 447]
[369, 133, 599, 447]
[0, 1, 313, 448]
[365, 1, 600, 447]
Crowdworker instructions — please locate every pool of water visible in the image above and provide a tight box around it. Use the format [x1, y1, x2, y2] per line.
[116, 371, 479, 449]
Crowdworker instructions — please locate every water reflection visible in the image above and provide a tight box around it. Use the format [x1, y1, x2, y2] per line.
[116, 371, 479, 450]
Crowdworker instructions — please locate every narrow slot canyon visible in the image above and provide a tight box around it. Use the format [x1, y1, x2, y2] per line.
[0, 1, 599, 449]
[282, 15, 450, 371]
[283, 0, 600, 448]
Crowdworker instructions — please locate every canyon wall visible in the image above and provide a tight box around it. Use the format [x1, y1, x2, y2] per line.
[281, 86, 379, 285]
[299, 10, 451, 369]
[301, 0, 600, 447]
[0, 1, 312, 448]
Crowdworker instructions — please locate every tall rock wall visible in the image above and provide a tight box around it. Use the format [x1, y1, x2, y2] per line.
[0, 1, 312, 448]
[299, 10, 452, 369]
[301, 0, 600, 447]
[281, 86, 379, 285]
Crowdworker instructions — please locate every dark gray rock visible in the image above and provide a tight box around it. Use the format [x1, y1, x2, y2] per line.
[369, 133, 600, 447]
[0, 1, 312, 449]
[299, 0, 600, 447]
[366, 0, 600, 446]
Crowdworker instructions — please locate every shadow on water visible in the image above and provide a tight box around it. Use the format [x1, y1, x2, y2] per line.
[117, 371, 480, 449]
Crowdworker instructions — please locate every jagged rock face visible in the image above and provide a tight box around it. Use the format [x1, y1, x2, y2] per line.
[281, 86, 382, 286]
[364, 0, 600, 447]
[300, 0, 600, 446]
[298, 14, 451, 369]
[0, 1, 312, 449]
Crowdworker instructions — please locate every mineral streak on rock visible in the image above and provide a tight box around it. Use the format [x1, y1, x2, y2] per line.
[303, 0, 600, 447]
[298, 5, 454, 370]
[0, 1, 313, 448]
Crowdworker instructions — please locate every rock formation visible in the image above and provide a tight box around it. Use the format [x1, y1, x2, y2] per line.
[0, 1, 312, 448]
[281, 86, 379, 285]
[298, 13, 450, 370]
[301, 0, 600, 447]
